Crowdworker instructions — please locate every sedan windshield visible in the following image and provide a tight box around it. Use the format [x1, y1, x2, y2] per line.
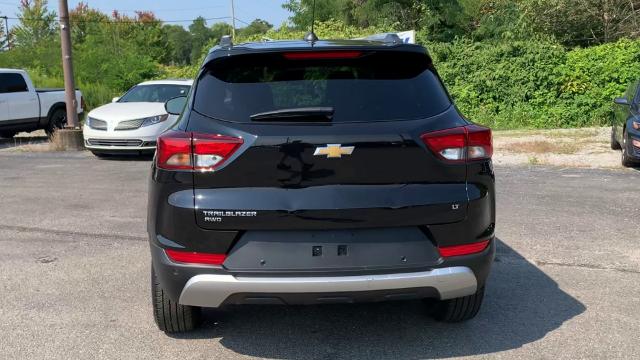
[119, 84, 190, 103]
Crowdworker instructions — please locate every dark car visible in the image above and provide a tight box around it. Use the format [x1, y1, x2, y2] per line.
[612, 81, 640, 167]
[147, 35, 496, 333]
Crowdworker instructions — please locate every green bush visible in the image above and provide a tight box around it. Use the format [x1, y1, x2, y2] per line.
[428, 38, 567, 128]
[79, 82, 118, 111]
[428, 38, 640, 129]
[26, 68, 118, 113]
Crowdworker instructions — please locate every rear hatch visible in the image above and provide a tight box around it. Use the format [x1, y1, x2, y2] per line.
[187, 48, 469, 231]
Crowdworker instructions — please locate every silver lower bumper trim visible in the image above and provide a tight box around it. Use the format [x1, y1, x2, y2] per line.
[179, 267, 478, 307]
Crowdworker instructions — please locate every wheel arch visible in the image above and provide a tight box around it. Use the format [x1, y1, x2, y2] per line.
[40, 102, 66, 127]
[47, 102, 67, 121]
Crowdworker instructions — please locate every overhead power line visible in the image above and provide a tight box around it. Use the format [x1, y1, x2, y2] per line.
[2, 15, 234, 24]
[108, 5, 225, 13]
[234, 17, 250, 26]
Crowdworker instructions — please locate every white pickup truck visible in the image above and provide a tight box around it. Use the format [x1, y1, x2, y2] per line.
[0, 68, 83, 138]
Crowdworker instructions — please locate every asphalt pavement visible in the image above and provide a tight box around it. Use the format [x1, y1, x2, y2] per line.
[0, 151, 639, 359]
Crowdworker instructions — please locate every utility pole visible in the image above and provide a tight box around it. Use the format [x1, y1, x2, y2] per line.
[58, 0, 79, 129]
[230, 0, 236, 39]
[1, 16, 9, 50]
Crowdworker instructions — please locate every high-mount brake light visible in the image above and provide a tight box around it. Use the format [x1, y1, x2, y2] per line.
[438, 240, 490, 258]
[156, 131, 243, 171]
[165, 249, 227, 266]
[283, 51, 363, 60]
[421, 125, 492, 162]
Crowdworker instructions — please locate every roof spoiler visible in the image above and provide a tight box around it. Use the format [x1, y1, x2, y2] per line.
[357, 33, 403, 45]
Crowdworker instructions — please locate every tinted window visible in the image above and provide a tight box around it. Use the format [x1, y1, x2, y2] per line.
[193, 51, 451, 123]
[0, 73, 29, 93]
[119, 84, 190, 103]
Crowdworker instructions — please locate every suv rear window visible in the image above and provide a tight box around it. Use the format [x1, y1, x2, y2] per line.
[193, 50, 451, 123]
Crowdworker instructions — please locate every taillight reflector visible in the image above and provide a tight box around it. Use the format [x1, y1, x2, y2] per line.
[438, 240, 490, 258]
[156, 131, 243, 171]
[283, 51, 363, 60]
[421, 125, 492, 162]
[165, 249, 227, 266]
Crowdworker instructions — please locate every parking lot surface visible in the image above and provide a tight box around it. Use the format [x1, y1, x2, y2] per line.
[1, 151, 639, 359]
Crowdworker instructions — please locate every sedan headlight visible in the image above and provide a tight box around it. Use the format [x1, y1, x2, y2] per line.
[86, 116, 107, 130]
[141, 114, 169, 127]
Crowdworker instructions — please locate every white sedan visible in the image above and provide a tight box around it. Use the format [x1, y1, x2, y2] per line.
[83, 79, 192, 156]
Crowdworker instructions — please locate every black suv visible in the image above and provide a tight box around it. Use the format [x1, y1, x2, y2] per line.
[148, 35, 496, 333]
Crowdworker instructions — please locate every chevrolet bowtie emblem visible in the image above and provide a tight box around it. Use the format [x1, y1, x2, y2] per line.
[313, 144, 355, 158]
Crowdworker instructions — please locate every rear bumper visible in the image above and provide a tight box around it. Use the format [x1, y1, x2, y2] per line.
[178, 267, 477, 307]
[149, 239, 495, 307]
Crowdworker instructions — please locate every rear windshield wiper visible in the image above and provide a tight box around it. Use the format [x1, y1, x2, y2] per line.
[250, 107, 334, 122]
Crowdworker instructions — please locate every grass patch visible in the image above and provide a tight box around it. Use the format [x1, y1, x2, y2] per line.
[493, 128, 603, 139]
[528, 156, 541, 165]
[501, 140, 581, 155]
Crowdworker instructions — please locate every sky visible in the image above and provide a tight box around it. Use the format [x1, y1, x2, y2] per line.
[0, 0, 291, 29]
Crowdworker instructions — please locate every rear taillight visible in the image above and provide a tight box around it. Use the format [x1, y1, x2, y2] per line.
[157, 131, 192, 170]
[165, 249, 226, 266]
[192, 133, 243, 171]
[421, 125, 492, 162]
[156, 131, 243, 171]
[438, 240, 490, 258]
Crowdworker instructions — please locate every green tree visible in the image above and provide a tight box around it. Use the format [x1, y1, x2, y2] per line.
[165, 24, 192, 65]
[283, 0, 354, 29]
[351, 0, 425, 29]
[74, 23, 158, 91]
[189, 17, 214, 64]
[523, 0, 640, 46]
[70, 2, 109, 44]
[211, 22, 233, 43]
[462, 0, 532, 41]
[111, 10, 170, 64]
[238, 19, 273, 38]
[13, 0, 57, 47]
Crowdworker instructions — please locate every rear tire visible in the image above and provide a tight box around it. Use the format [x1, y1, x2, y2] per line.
[0, 131, 16, 139]
[621, 129, 637, 168]
[151, 267, 201, 333]
[611, 127, 621, 150]
[45, 107, 67, 138]
[429, 286, 485, 322]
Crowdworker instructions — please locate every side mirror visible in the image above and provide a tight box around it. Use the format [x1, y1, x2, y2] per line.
[112, 97, 120, 103]
[165, 96, 188, 115]
[614, 97, 629, 106]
